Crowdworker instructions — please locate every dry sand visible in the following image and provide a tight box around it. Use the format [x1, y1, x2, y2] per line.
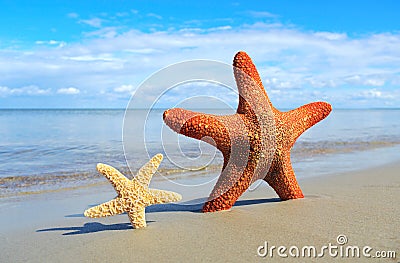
[1, 162, 399, 262]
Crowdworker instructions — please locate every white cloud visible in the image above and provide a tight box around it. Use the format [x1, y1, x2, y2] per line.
[123, 48, 161, 54]
[35, 40, 66, 48]
[57, 87, 80, 95]
[208, 25, 232, 32]
[314, 32, 347, 41]
[364, 78, 385, 87]
[0, 86, 9, 96]
[114, 85, 135, 95]
[62, 54, 116, 62]
[352, 88, 395, 100]
[147, 13, 162, 20]
[115, 12, 129, 18]
[67, 12, 79, 19]
[84, 27, 118, 38]
[0, 85, 50, 96]
[80, 18, 103, 28]
[246, 11, 277, 18]
[368, 89, 383, 98]
[344, 74, 386, 87]
[344, 74, 361, 83]
[1, 21, 400, 107]
[305, 77, 337, 88]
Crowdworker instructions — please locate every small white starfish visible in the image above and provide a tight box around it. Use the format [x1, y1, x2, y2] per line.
[84, 154, 182, 228]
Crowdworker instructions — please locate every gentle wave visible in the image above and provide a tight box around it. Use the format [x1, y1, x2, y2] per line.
[0, 164, 222, 198]
[292, 139, 400, 157]
[2, 139, 399, 198]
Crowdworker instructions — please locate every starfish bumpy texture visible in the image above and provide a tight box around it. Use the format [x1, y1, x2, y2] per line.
[163, 51, 332, 212]
[84, 154, 182, 228]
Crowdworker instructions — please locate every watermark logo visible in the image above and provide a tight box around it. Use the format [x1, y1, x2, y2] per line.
[257, 234, 397, 259]
[336, 234, 348, 245]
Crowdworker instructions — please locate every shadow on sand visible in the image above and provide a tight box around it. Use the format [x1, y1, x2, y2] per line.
[38, 197, 280, 235]
[37, 222, 135, 235]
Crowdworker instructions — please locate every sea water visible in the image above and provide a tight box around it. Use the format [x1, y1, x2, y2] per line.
[1, 109, 399, 197]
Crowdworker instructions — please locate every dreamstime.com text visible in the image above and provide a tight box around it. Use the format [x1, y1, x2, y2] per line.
[257, 235, 397, 259]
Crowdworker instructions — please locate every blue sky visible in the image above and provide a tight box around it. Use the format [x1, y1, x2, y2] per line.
[0, 0, 399, 108]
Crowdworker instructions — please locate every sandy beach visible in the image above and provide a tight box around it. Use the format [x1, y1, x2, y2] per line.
[1, 161, 399, 262]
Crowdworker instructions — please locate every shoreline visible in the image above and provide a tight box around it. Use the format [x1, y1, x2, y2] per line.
[1, 160, 399, 262]
[2, 142, 400, 200]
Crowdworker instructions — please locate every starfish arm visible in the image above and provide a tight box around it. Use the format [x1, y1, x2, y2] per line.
[128, 206, 146, 229]
[163, 108, 230, 151]
[148, 189, 182, 204]
[202, 163, 252, 212]
[84, 198, 125, 218]
[96, 163, 129, 193]
[134, 154, 163, 187]
[233, 51, 274, 114]
[264, 153, 304, 200]
[285, 102, 332, 143]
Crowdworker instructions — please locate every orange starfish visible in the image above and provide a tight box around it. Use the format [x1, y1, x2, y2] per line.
[163, 51, 332, 212]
